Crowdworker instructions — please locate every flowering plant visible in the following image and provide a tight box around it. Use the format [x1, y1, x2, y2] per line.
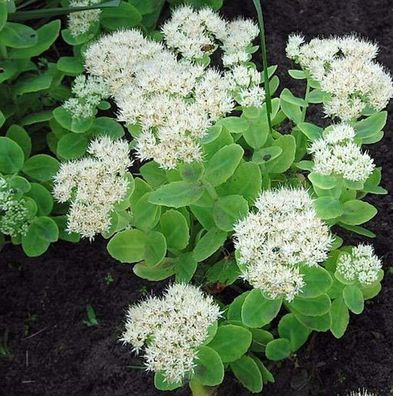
[0, 1, 390, 395]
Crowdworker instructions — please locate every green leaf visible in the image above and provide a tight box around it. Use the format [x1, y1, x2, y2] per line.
[140, 162, 166, 187]
[265, 135, 296, 173]
[57, 133, 88, 160]
[354, 111, 387, 139]
[241, 289, 282, 328]
[57, 57, 84, 75]
[339, 200, 377, 225]
[343, 285, 364, 314]
[280, 98, 302, 124]
[101, 2, 142, 30]
[361, 281, 382, 300]
[193, 346, 224, 386]
[92, 117, 125, 139]
[242, 117, 269, 149]
[216, 161, 261, 205]
[193, 227, 227, 262]
[107, 229, 146, 263]
[14, 73, 52, 96]
[308, 172, 337, 189]
[252, 146, 282, 164]
[22, 216, 59, 257]
[174, 252, 197, 283]
[0, 136, 25, 174]
[0, 22, 37, 48]
[6, 125, 31, 159]
[25, 183, 53, 216]
[53, 216, 80, 243]
[220, 116, 249, 133]
[206, 258, 240, 286]
[22, 154, 59, 182]
[230, 355, 263, 393]
[213, 195, 248, 232]
[288, 69, 306, 79]
[144, 231, 166, 266]
[330, 297, 349, 338]
[133, 258, 176, 281]
[130, 178, 152, 207]
[208, 324, 252, 363]
[249, 329, 273, 352]
[9, 20, 60, 59]
[149, 181, 204, 208]
[297, 122, 323, 141]
[265, 338, 292, 361]
[313, 196, 344, 220]
[338, 223, 376, 238]
[21, 111, 53, 126]
[133, 193, 160, 231]
[278, 313, 310, 352]
[204, 144, 244, 187]
[53, 107, 94, 134]
[7, 175, 30, 193]
[294, 312, 331, 331]
[0, 0, 7, 31]
[201, 124, 222, 144]
[288, 294, 331, 317]
[280, 88, 307, 107]
[179, 162, 204, 182]
[298, 265, 333, 298]
[160, 209, 189, 250]
[227, 291, 250, 321]
[154, 372, 182, 391]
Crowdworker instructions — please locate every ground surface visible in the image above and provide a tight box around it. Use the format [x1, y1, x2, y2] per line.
[1, 0, 393, 395]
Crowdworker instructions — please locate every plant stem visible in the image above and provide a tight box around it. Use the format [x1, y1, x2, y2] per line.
[0, 44, 8, 59]
[301, 80, 310, 122]
[252, 0, 272, 134]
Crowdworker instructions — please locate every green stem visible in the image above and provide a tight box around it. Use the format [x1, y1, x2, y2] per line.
[201, 180, 218, 201]
[189, 379, 215, 396]
[252, 0, 272, 134]
[301, 80, 310, 122]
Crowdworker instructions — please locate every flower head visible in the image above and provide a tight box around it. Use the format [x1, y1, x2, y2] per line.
[234, 187, 331, 301]
[68, 0, 101, 37]
[63, 75, 108, 119]
[309, 124, 375, 182]
[53, 137, 132, 239]
[337, 244, 382, 285]
[0, 177, 30, 238]
[348, 389, 376, 396]
[162, 5, 226, 60]
[286, 34, 393, 120]
[121, 284, 221, 384]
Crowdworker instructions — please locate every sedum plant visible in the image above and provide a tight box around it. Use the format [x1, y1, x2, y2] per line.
[50, 5, 391, 394]
[1, 0, 389, 394]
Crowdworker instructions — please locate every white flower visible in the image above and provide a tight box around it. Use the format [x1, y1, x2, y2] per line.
[309, 124, 375, 182]
[221, 19, 259, 67]
[162, 5, 226, 60]
[337, 244, 382, 285]
[53, 137, 132, 239]
[68, 0, 101, 37]
[286, 34, 393, 120]
[0, 177, 29, 238]
[63, 75, 108, 119]
[121, 284, 221, 384]
[238, 85, 265, 108]
[84, 29, 164, 93]
[234, 187, 331, 301]
[348, 390, 376, 396]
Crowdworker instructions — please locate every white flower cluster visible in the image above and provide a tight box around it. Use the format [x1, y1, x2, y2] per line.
[68, 0, 101, 37]
[0, 177, 29, 238]
[121, 284, 221, 384]
[162, 6, 226, 59]
[336, 244, 382, 285]
[63, 75, 108, 119]
[53, 136, 132, 240]
[286, 34, 393, 120]
[82, 8, 263, 169]
[234, 187, 331, 301]
[309, 123, 375, 182]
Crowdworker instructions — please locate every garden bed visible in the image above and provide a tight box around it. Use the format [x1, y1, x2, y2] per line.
[1, 0, 393, 395]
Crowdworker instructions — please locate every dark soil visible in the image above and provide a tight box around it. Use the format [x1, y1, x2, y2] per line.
[1, 0, 393, 395]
